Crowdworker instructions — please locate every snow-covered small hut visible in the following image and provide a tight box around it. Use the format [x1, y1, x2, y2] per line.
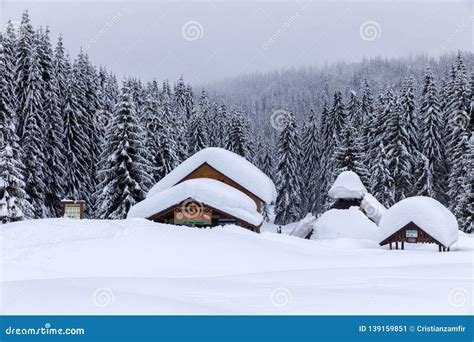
[146, 147, 276, 212]
[128, 179, 263, 231]
[328, 171, 367, 209]
[128, 148, 276, 232]
[378, 196, 459, 252]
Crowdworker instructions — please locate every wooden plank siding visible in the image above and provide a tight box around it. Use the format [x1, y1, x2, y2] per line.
[177, 162, 265, 212]
[147, 198, 261, 233]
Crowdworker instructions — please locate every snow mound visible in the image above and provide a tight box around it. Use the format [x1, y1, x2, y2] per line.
[360, 193, 386, 225]
[328, 171, 367, 199]
[378, 196, 459, 247]
[146, 148, 277, 204]
[311, 207, 378, 240]
[128, 178, 263, 226]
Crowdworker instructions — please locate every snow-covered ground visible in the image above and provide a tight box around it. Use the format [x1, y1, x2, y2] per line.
[1, 218, 472, 315]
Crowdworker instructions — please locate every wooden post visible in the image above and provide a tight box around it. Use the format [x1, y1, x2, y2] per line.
[438, 244, 441, 252]
[389, 243, 392, 250]
[401, 241, 404, 250]
[395, 241, 398, 250]
[447, 247, 450, 252]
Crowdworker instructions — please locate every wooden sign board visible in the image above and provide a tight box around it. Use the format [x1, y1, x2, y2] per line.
[64, 203, 82, 219]
[174, 204, 212, 225]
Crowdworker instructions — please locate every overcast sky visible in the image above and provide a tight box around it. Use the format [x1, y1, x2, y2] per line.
[1, 0, 472, 84]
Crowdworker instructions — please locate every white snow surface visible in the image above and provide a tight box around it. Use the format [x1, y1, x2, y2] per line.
[146, 147, 277, 204]
[328, 171, 367, 199]
[378, 196, 459, 247]
[128, 178, 262, 226]
[311, 207, 378, 240]
[360, 193, 386, 225]
[1, 218, 472, 315]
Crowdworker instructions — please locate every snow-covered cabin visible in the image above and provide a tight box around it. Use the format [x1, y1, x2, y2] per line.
[328, 171, 367, 209]
[128, 179, 263, 232]
[128, 148, 276, 232]
[378, 196, 459, 252]
[146, 148, 277, 213]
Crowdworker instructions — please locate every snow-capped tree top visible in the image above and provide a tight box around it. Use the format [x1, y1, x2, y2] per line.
[328, 171, 367, 199]
[129, 178, 263, 226]
[147, 147, 277, 203]
[378, 196, 459, 247]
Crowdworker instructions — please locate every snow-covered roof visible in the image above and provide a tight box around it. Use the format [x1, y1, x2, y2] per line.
[360, 193, 386, 225]
[328, 171, 367, 199]
[128, 178, 263, 226]
[311, 207, 378, 240]
[378, 196, 459, 247]
[147, 148, 276, 203]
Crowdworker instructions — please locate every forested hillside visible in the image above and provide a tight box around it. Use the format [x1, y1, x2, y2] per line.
[0, 11, 472, 232]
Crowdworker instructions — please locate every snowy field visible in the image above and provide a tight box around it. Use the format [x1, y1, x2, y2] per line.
[0, 218, 473, 315]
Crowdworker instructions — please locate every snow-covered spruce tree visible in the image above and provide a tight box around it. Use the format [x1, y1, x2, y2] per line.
[333, 120, 370, 185]
[15, 10, 35, 138]
[330, 90, 346, 146]
[300, 109, 321, 215]
[453, 142, 472, 233]
[19, 33, 48, 218]
[209, 104, 230, 148]
[38, 27, 66, 217]
[188, 108, 209, 155]
[53, 35, 68, 110]
[146, 87, 179, 182]
[419, 66, 446, 201]
[96, 85, 153, 219]
[365, 90, 394, 195]
[225, 111, 252, 159]
[2, 22, 17, 113]
[316, 101, 333, 208]
[360, 79, 374, 125]
[445, 53, 471, 228]
[371, 141, 395, 207]
[385, 93, 414, 202]
[415, 153, 435, 198]
[400, 76, 419, 156]
[0, 34, 32, 222]
[346, 91, 362, 127]
[174, 76, 187, 118]
[62, 56, 92, 204]
[274, 112, 303, 225]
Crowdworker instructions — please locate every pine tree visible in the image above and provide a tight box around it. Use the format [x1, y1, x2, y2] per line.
[371, 141, 395, 207]
[333, 120, 369, 184]
[225, 112, 252, 159]
[346, 91, 361, 126]
[15, 10, 35, 138]
[300, 109, 321, 215]
[385, 94, 413, 202]
[38, 27, 66, 216]
[96, 85, 153, 219]
[274, 112, 302, 225]
[445, 53, 471, 230]
[419, 66, 446, 201]
[20, 33, 48, 218]
[146, 87, 179, 182]
[209, 104, 229, 148]
[0, 34, 32, 222]
[62, 56, 92, 204]
[188, 108, 209, 155]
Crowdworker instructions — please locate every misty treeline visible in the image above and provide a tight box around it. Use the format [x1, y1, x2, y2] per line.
[0, 11, 472, 232]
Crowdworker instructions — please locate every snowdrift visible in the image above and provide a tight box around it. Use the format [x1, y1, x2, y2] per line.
[311, 207, 378, 240]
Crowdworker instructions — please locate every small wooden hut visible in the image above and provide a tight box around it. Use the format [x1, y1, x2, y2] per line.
[378, 197, 459, 252]
[328, 171, 367, 209]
